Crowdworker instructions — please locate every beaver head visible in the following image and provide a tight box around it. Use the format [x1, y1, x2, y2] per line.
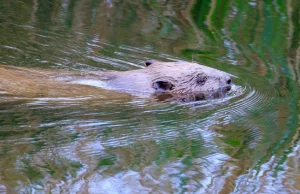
[78, 60, 233, 102]
[142, 60, 232, 99]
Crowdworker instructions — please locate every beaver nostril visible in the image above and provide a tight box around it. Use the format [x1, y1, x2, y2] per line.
[227, 79, 231, 84]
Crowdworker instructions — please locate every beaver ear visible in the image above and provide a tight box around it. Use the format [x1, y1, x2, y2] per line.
[144, 60, 157, 67]
[153, 81, 175, 92]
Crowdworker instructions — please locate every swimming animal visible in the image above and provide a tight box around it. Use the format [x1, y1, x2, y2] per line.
[0, 60, 232, 101]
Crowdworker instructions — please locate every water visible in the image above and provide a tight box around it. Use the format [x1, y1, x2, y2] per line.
[0, 0, 299, 193]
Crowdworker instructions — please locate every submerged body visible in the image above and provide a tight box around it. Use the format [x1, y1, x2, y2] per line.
[0, 61, 232, 101]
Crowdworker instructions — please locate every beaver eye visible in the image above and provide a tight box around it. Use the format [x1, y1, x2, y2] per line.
[196, 76, 207, 85]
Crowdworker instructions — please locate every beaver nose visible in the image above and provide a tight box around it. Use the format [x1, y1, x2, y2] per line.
[226, 79, 232, 85]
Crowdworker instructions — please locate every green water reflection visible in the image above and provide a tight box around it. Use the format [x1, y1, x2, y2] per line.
[0, 0, 299, 193]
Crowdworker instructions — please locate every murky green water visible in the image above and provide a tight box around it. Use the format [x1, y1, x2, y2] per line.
[0, 0, 299, 193]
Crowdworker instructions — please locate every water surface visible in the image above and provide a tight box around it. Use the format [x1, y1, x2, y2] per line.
[0, 0, 299, 193]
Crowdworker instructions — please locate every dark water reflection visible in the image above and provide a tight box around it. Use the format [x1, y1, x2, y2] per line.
[0, 0, 299, 193]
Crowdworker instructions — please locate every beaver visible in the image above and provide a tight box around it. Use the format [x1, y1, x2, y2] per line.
[0, 60, 232, 101]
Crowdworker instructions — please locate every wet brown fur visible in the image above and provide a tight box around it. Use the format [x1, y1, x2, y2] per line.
[0, 61, 231, 101]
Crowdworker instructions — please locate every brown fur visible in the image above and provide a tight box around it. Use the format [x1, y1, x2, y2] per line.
[0, 65, 130, 99]
[0, 61, 232, 101]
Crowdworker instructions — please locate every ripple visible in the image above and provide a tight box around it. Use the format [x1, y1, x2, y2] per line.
[0, 0, 298, 193]
[2, 45, 23, 52]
